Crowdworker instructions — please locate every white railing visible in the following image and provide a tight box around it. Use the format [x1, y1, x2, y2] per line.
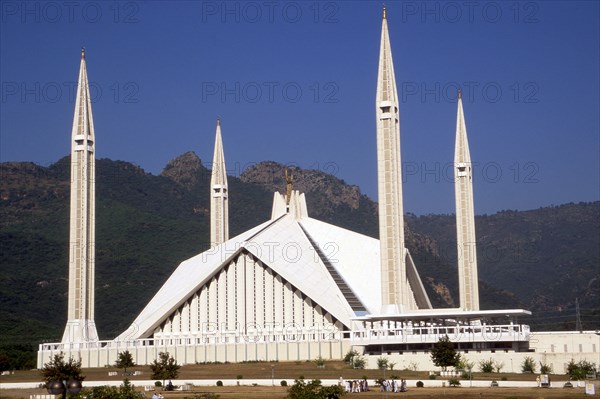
[350, 324, 530, 345]
[39, 325, 345, 352]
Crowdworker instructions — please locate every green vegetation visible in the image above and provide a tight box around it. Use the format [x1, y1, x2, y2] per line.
[539, 361, 553, 374]
[342, 349, 365, 369]
[1, 156, 598, 370]
[115, 350, 136, 374]
[40, 352, 85, 385]
[448, 378, 461, 387]
[430, 335, 460, 371]
[149, 352, 180, 384]
[73, 379, 145, 399]
[376, 356, 389, 370]
[521, 356, 536, 373]
[314, 356, 325, 368]
[479, 358, 494, 373]
[0, 344, 36, 371]
[284, 378, 345, 399]
[566, 359, 596, 380]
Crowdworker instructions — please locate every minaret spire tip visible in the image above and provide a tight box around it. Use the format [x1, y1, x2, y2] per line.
[217, 116, 220, 126]
[382, 4, 387, 19]
[458, 88, 462, 100]
[81, 47, 85, 59]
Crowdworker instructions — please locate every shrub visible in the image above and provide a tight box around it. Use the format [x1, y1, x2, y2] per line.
[428, 374, 437, 380]
[376, 356, 389, 370]
[521, 356, 536, 373]
[416, 381, 424, 388]
[567, 359, 597, 380]
[479, 358, 494, 373]
[494, 361, 504, 373]
[216, 380, 223, 386]
[539, 361, 553, 374]
[236, 374, 243, 379]
[315, 356, 325, 368]
[448, 378, 461, 387]
[343, 349, 366, 369]
[343, 349, 359, 364]
[285, 379, 344, 399]
[352, 357, 366, 369]
[280, 380, 287, 386]
[154, 381, 162, 387]
[501, 376, 507, 381]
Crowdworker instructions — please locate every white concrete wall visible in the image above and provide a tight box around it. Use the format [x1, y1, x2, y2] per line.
[362, 331, 599, 374]
[38, 339, 352, 368]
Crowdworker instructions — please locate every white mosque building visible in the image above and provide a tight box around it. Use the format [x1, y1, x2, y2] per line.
[38, 8, 598, 373]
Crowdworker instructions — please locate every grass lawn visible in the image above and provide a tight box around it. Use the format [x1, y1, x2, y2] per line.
[0, 360, 593, 399]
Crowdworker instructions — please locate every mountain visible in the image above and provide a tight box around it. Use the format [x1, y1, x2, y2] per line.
[1, 155, 598, 358]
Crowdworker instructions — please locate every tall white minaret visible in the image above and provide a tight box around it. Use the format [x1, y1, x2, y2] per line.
[376, 6, 408, 311]
[62, 48, 99, 343]
[454, 90, 480, 311]
[210, 118, 229, 245]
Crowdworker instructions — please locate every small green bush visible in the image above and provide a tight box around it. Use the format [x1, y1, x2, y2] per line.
[236, 374, 243, 379]
[479, 358, 494, 373]
[501, 376, 507, 381]
[416, 381, 424, 388]
[428, 374, 437, 380]
[216, 380, 223, 386]
[280, 380, 287, 386]
[521, 356, 536, 373]
[448, 378, 461, 387]
[154, 381, 162, 387]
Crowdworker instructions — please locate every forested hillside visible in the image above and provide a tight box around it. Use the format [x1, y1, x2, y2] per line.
[1, 154, 597, 369]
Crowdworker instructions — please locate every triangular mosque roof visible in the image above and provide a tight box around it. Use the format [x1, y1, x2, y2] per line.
[116, 194, 386, 341]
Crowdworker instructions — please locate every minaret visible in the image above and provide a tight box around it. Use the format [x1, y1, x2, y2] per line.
[210, 118, 229, 245]
[454, 90, 480, 311]
[376, 6, 408, 311]
[62, 48, 99, 344]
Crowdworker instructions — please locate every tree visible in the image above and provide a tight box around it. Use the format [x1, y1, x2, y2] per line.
[149, 352, 180, 385]
[115, 350, 136, 375]
[41, 352, 85, 386]
[430, 335, 460, 371]
[285, 378, 345, 399]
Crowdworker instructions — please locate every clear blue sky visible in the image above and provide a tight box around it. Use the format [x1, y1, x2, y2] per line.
[1, 1, 598, 215]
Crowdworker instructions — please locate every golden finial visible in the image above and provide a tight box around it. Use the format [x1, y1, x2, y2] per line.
[217, 116, 220, 126]
[81, 47, 85, 59]
[382, 4, 387, 19]
[458, 88, 462, 100]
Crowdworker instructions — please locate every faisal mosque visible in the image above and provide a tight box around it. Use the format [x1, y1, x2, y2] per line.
[38, 8, 598, 373]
